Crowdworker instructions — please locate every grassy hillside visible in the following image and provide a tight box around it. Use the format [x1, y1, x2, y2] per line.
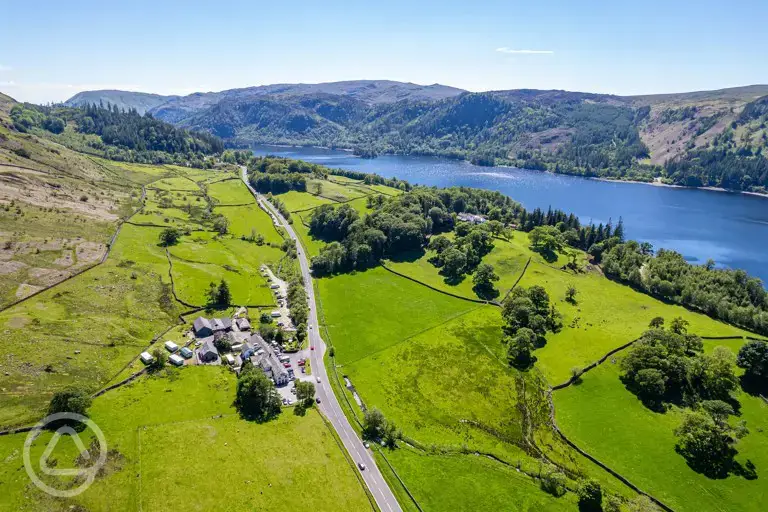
[0, 367, 373, 512]
[554, 345, 768, 512]
[260, 181, 768, 512]
[0, 156, 285, 427]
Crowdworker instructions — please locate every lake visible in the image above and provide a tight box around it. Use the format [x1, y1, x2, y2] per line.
[251, 145, 768, 284]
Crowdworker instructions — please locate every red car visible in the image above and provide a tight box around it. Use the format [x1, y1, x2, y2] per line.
[310, 346, 315, 351]
[283, 362, 291, 368]
[297, 360, 306, 366]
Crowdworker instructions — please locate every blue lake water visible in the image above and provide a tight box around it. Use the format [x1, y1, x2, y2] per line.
[251, 145, 768, 284]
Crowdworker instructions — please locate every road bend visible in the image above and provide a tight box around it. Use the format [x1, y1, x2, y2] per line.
[241, 167, 403, 512]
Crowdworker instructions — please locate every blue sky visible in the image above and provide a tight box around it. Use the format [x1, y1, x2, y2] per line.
[1, 0, 767, 104]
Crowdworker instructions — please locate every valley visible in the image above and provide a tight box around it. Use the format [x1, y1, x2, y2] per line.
[0, 89, 766, 512]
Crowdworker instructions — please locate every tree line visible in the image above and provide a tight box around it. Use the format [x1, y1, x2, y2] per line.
[602, 241, 768, 335]
[10, 102, 223, 165]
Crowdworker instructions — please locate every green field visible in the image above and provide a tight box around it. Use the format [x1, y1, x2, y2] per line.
[169, 233, 283, 306]
[0, 367, 373, 512]
[518, 261, 750, 384]
[554, 346, 768, 512]
[384, 234, 531, 300]
[215, 204, 283, 244]
[317, 267, 478, 365]
[281, 190, 333, 212]
[382, 448, 575, 511]
[148, 176, 201, 191]
[308, 179, 368, 202]
[207, 178, 255, 205]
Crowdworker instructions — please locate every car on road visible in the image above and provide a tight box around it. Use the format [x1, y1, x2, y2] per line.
[364, 442, 370, 449]
[316, 397, 321, 404]
[358, 462, 366, 471]
[316, 377, 321, 383]
[310, 346, 315, 350]
[283, 362, 291, 368]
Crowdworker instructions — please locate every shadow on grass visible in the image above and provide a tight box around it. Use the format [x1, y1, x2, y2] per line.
[387, 248, 426, 264]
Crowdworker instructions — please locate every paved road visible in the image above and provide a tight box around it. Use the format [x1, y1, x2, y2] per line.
[241, 168, 403, 512]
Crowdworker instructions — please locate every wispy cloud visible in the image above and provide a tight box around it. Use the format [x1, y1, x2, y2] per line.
[496, 47, 554, 55]
[0, 64, 12, 72]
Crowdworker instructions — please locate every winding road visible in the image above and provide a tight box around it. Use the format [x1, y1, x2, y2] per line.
[241, 167, 403, 512]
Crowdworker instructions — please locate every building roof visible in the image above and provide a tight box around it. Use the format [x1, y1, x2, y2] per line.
[199, 339, 219, 358]
[236, 317, 251, 330]
[193, 316, 212, 333]
[211, 318, 233, 331]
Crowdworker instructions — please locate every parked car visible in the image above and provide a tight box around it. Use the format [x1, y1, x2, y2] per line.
[297, 359, 306, 366]
[283, 362, 291, 368]
[316, 397, 321, 404]
[358, 462, 366, 471]
[364, 442, 370, 449]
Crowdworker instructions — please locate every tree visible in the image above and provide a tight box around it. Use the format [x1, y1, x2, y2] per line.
[472, 263, 499, 299]
[295, 380, 316, 401]
[506, 327, 537, 369]
[214, 334, 232, 353]
[147, 348, 168, 373]
[565, 284, 578, 304]
[669, 317, 690, 335]
[48, 387, 92, 419]
[235, 366, 282, 421]
[674, 408, 747, 477]
[212, 215, 229, 235]
[208, 279, 231, 306]
[577, 479, 602, 512]
[362, 407, 387, 440]
[159, 227, 181, 246]
[529, 225, 564, 260]
[648, 316, 665, 329]
[441, 247, 466, 279]
[736, 339, 768, 389]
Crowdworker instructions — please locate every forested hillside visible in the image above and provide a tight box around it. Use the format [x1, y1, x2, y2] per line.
[10, 102, 223, 165]
[63, 81, 768, 193]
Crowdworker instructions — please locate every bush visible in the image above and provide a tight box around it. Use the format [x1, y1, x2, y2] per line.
[577, 479, 602, 512]
[540, 463, 567, 497]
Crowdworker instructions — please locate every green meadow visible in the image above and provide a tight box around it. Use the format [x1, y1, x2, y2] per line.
[382, 447, 575, 511]
[215, 204, 283, 244]
[518, 261, 750, 384]
[0, 367, 372, 512]
[554, 347, 768, 512]
[147, 176, 201, 191]
[316, 267, 477, 365]
[208, 178, 255, 204]
[281, 190, 333, 212]
[384, 234, 531, 300]
[169, 235, 283, 306]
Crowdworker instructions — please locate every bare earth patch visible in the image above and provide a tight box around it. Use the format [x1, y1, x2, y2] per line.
[0, 171, 120, 221]
[0, 260, 27, 275]
[27, 267, 72, 287]
[74, 242, 106, 267]
[7, 317, 29, 329]
[15, 283, 43, 299]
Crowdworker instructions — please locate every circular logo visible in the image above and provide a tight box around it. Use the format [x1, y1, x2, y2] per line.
[23, 412, 108, 498]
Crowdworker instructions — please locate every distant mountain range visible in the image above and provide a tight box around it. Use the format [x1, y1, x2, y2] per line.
[63, 80, 768, 192]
